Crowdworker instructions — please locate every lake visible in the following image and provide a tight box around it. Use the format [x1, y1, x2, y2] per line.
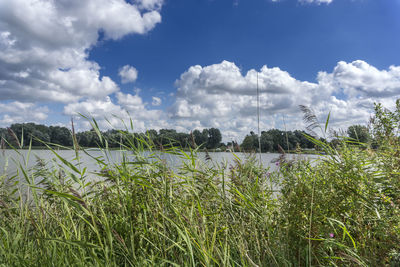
[0, 149, 319, 180]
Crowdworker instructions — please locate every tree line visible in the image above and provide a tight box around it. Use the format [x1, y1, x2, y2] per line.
[0, 123, 223, 150]
[0, 122, 370, 152]
[240, 124, 374, 152]
[240, 129, 315, 152]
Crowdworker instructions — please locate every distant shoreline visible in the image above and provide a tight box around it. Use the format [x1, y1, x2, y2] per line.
[1, 146, 324, 155]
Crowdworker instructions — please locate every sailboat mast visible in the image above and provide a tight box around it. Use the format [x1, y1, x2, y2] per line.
[257, 72, 262, 164]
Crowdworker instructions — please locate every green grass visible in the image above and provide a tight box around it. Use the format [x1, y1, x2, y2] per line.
[0, 117, 400, 266]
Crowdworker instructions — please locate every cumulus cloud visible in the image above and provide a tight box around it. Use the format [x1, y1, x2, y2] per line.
[0, 102, 49, 127]
[0, 0, 162, 103]
[136, 0, 164, 10]
[170, 60, 400, 141]
[64, 97, 124, 120]
[63, 59, 400, 141]
[119, 65, 138, 84]
[170, 61, 321, 140]
[64, 92, 167, 132]
[319, 60, 400, 98]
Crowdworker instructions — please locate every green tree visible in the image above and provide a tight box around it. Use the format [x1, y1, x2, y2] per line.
[241, 134, 257, 151]
[49, 126, 72, 146]
[371, 99, 400, 146]
[146, 129, 158, 141]
[347, 125, 370, 143]
[260, 131, 274, 152]
[158, 129, 179, 147]
[265, 129, 285, 151]
[10, 123, 51, 146]
[202, 129, 209, 147]
[192, 129, 206, 147]
[294, 130, 314, 149]
[207, 128, 222, 149]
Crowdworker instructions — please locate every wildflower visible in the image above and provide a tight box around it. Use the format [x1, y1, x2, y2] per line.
[275, 161, 280, 166]
[329, 233, 334, 238]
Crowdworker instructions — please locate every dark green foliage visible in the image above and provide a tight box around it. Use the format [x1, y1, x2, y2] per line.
[240, 133, 257, 151]
[347, 124, 370, 143]
[49, 126, 73, 146]
[0, 122, 69, 147]
[241, 129, 315, 152]
[192, 129, 205, 146]
[0, 123, 224, 150]
[207, 128, 222, 148]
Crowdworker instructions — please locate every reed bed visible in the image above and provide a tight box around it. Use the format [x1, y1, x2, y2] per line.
[0, 117, 400, 266]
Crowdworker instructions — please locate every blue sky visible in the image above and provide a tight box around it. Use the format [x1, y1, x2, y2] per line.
[1, 0, 400, 141]
[91, 0, 400, 84]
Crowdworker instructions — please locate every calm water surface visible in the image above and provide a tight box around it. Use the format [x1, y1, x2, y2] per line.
[0, 149, 319, 179]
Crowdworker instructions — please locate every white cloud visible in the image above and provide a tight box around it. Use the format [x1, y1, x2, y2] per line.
[64, 97, 124, 119]
[0, 0, 162, 103]
[0, 102, 49, 127]
[170, 60, 321, 140]
[119, 65, 138, 84]
[64, 92, 168, 132]
[152, 96, 162, 106]
[136, 0, 164, 10]
[170, 60, 400, 141]
[115, 92, 164, 122]
[319, 60, 400, 98]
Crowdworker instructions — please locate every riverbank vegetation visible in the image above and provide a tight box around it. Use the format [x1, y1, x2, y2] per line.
[0, 101, 400, 265]
[0, 124, 223, 150]
[2, 122, 329, 152]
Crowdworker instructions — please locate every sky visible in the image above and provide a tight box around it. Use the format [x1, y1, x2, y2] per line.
[0, 0, 400, 142]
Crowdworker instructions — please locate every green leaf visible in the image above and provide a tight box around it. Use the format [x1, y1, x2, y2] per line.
[325, 111, 331, 133]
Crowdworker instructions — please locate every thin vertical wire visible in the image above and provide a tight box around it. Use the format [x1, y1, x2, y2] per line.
[257, 72, 262, 165]
[282, 114, 289, 153]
